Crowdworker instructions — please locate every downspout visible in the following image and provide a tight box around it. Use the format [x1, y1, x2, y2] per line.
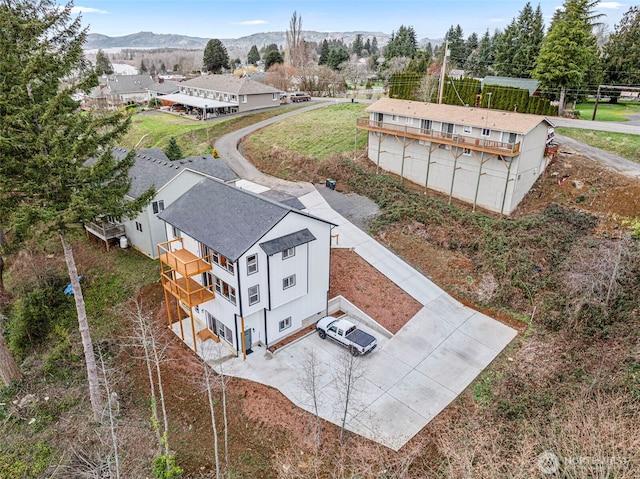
[400, 135, 408, 183]
[266, 254, 272, 311]
[236, 259, 244, 358]
[376, 133, 383, 173]
[263, 309, 268, 348]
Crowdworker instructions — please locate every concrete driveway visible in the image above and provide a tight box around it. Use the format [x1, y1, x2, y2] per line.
[202, 188, 517, 451]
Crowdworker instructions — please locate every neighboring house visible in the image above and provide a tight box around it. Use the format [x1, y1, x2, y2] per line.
[84, 148, 238, 257]
[481, 76, 541, 97]
[157, 178, 333, 357]
[159, 74, 282, 118]
[146, 79, 180, 100]
[84, 74, 156, 110]
[357, 98, 555, 215]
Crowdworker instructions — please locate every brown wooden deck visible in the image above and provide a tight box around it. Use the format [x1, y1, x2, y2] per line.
[356, 117, 521, 157]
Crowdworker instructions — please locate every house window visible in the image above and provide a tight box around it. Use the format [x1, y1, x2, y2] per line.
[242, 95, 247, 103]
[135, 221, 143, 232]
[482, 128, 491, 137]
[247, 254, 258, 275]
[211, 274, 236, 305]
[212, 251, 234, 274]
[279, 316, 292, 332]
[204, 311, 233, 345]
[282, 247, 295, 260]
[248, 285, 260, 306]
[420, 119, 431, 133]
[463, 125, 472, 134]
[171, 226, 180, 238]
[463, 148, 472, 156]
[392, 114, 399, 122]
[405, 117, 413, 125]
[152, 200, 165, 214]
[272, 93, 278, 100]
[283, 274, 296, 290]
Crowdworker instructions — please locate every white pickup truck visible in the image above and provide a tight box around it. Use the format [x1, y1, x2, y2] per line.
[316, 316, 377, 356]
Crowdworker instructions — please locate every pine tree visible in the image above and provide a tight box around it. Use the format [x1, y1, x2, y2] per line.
[264, 50, 283, 70]
[363, 38, 371, 56]
[203, 39, 230, 73]
[384, 25, 418, 59]
[139, 59, 148, 73]
[445, 24, 465, 67]
[165, 137, 182, 161]
[247, 45, 260, 65]
[371, 37, 378, 54]
[0, 0, 154, 419]
[352, 34, 363, 56]
[318, 39, 330, 65]
[95, 49, 113, 75]
[533, 0, 602, 114]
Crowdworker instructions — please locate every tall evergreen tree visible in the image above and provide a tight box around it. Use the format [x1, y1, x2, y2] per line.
[352, 34, 363, 56]
[327, 47, 350, 70]
[445, 24, 465, 66]
[139, 59, 148, 73]
[533, 0, 602, 114]
[94, 48, 113, 75]
[318, 39, 330, 65]
[384, 25, 418, 59]
[203, 39, 230, 73]
[601, 6, 640, 103]
[475, 30, 494, 77]
[0, 0, 154, 420]
[363, 38, 371, 55]
[264, 49, 283, 70]
[495, 2, 545, 77]
[247, 45, 260, 65]
[371, 37, 379, 54]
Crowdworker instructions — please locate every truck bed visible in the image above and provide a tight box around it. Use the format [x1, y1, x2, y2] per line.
[346, 329, 376, 348]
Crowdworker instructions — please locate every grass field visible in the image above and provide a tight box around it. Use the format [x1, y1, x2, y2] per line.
[556, 127, 640, 163]
[122, 107, 303, 157]
[245, 102, 369, 160]
[575, 100, 640, 121]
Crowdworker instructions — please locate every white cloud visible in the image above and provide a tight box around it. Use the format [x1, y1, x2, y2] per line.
[599, 2, 624, 9]
[234, 20, 268, 26]
[71, 6, 109, 15]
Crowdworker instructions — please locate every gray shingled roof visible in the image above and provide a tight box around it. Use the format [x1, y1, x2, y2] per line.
[158, 178, 292, 261]
[259, 229, 316, 256]
[147, 80, 180, 95]
[181, 74, 281, 95]
[107, 147, 238, 198]
[88, 74, 156, 98]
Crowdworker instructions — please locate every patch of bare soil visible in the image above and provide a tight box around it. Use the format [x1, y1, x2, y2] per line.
[328, 248, 422, 334]
[515, 150, 640, 232]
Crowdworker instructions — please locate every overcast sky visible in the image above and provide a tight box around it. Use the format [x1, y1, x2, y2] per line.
[69, 0, 629, 40]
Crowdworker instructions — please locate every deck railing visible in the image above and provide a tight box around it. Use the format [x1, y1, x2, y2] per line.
[356, 117, 521, 156]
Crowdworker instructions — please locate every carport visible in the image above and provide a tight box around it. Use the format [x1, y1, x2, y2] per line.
[160, 93, 237, 119]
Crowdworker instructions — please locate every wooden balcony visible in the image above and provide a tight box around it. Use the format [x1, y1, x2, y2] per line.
[356, 117, 521, 157]
[85, 221, 125, 241]
[158, 238, 212, 278]
[160, 271, 215, 307]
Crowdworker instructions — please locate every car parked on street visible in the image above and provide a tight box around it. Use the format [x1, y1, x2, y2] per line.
[290, 91, 311, 102]
[316, 316, 377, 356]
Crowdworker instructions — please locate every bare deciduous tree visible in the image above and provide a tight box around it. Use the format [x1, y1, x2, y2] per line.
[298, 349, 324, 450]
[286, 11, 305, 68]
[333, 349, 365, 446]
[415, 74, 440, 103]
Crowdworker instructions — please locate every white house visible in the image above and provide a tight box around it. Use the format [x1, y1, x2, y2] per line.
[357, 98, 555, 214]
[84, 148, 238, 258]
[157, 178, 334, 358]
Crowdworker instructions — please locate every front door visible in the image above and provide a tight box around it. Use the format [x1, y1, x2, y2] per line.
[244, 328, 252, 353]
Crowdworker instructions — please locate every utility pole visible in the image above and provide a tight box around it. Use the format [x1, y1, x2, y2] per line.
[438, 41, 449, 104]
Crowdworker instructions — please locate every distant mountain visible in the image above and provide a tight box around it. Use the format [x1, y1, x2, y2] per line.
[84, 30, 392, 53]
[84, 31, 445, 60]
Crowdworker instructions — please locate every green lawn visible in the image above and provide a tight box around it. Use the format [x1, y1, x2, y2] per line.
[246, 102, 369, 160]
[555, 127, 640, 163]
[122, 107, 303, 157]
[575, 101, 640, 121]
